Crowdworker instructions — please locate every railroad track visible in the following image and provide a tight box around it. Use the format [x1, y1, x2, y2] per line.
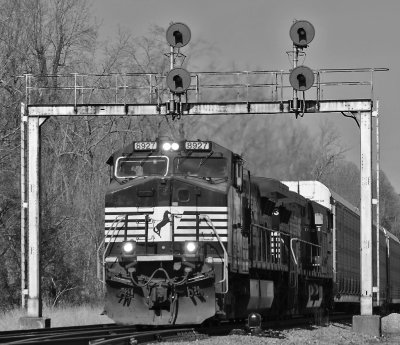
[0, 324, 204, 345]
[0, 312, 353, 345]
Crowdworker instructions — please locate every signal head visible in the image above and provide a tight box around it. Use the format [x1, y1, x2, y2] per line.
[290, 20, 315, 47]
[289, 65, 314, 91]
[247, 312, 262, 330]
[166, 22, 191, 48]
[166, 67, 191, 94]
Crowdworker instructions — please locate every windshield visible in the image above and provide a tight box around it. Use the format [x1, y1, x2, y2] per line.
[173, 157, 227, 178]
[115, 156, 168, 178]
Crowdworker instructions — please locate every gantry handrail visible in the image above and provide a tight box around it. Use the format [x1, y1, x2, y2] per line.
[19, 67, 388, 106]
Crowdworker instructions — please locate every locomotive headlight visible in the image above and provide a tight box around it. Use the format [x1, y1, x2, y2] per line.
[162, 142, 179, 151]
[184, 241, 198, 254]
[121, 241, 136, 256]
[162, 142, 171, 151]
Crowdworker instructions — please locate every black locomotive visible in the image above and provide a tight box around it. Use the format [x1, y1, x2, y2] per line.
[101, 137, 400, 325]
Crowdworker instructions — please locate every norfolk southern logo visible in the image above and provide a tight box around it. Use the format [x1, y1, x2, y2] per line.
[154, 210, 171, 237]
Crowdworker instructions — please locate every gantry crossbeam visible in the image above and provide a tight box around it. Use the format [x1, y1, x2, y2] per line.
[26, 99, 372, 116]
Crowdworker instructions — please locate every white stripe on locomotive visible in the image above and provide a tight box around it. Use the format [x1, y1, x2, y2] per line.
[104, 206, 228, 243]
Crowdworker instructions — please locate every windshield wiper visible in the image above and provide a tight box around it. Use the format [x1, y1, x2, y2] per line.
[185, 175, 227, 185]
[140, 151, 154, 167]
[176, 151, 193, 171]
[210, 176, 229, 184]
[199, 150, 214, 167]
[186, 174, 213, 184]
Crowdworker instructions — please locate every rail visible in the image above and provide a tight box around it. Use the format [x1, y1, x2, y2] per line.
[0, 325, 198, 345]
[20, 67, 388, 106]
[201, 214, 228, 294]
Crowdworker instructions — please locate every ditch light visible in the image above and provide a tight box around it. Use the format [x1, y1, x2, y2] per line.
[184, 241, 199, 255]
[121, 240, 137, 257]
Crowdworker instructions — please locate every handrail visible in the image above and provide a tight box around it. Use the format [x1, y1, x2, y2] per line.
[251, 223, 291, 237]
[20, 67, 387, 106]
[290, 237, 321, 266]
[200, 214, 228, 294]
[97, 216, 125, 287]
[251, 223, 291, 266]
[18, 67, 388, 78]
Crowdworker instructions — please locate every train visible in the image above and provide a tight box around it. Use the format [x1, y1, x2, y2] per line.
[101, 137, 400, 325]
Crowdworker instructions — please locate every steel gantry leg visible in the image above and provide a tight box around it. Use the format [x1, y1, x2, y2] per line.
[19, 113, 50, 329]
[27, 116, 42, 317]
[352, 110, 380, 337]
[20, 104, 27, 309]
[360, 110, 373, 316]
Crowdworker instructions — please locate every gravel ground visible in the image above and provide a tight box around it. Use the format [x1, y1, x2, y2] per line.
[155, 323, 400, 345]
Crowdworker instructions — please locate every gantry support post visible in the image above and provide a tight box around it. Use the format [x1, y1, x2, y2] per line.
[27, 116, 41, 318]
[352, 109, 380, 336]
[360, 110, 373, 316]
[20, 103, 27, 309]
[19, 113, 50, 329]
[373, 102, 380, 307]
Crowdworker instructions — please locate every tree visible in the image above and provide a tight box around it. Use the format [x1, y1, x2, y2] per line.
[378, 171, 400, 237]
[309, 120, 347, 180]
[0, 0, 99, 308]
[321, 160, 361, 206]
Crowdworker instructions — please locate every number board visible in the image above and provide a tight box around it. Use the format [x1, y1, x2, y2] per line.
[134, 141, 157, 151]
[185, 141, 212, 151]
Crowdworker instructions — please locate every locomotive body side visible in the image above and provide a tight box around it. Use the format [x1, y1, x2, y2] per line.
[244, 177, 334, 317]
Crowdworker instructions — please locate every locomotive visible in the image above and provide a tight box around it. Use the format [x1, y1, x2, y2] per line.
[102, 137, 400, 325]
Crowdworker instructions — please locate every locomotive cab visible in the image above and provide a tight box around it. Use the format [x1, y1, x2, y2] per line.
[107, 139, 230, 183]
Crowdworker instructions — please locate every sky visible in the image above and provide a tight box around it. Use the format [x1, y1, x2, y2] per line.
[93, 0, 400, 193]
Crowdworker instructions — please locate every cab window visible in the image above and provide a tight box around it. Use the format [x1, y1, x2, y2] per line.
[115, 156, 168, 178]
[173, 157, 227, 178]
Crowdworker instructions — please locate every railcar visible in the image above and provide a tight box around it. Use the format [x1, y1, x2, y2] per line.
[101, 138, 400, 325]
[283, 180, 400, 312]
[387, 231, 400, 308]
